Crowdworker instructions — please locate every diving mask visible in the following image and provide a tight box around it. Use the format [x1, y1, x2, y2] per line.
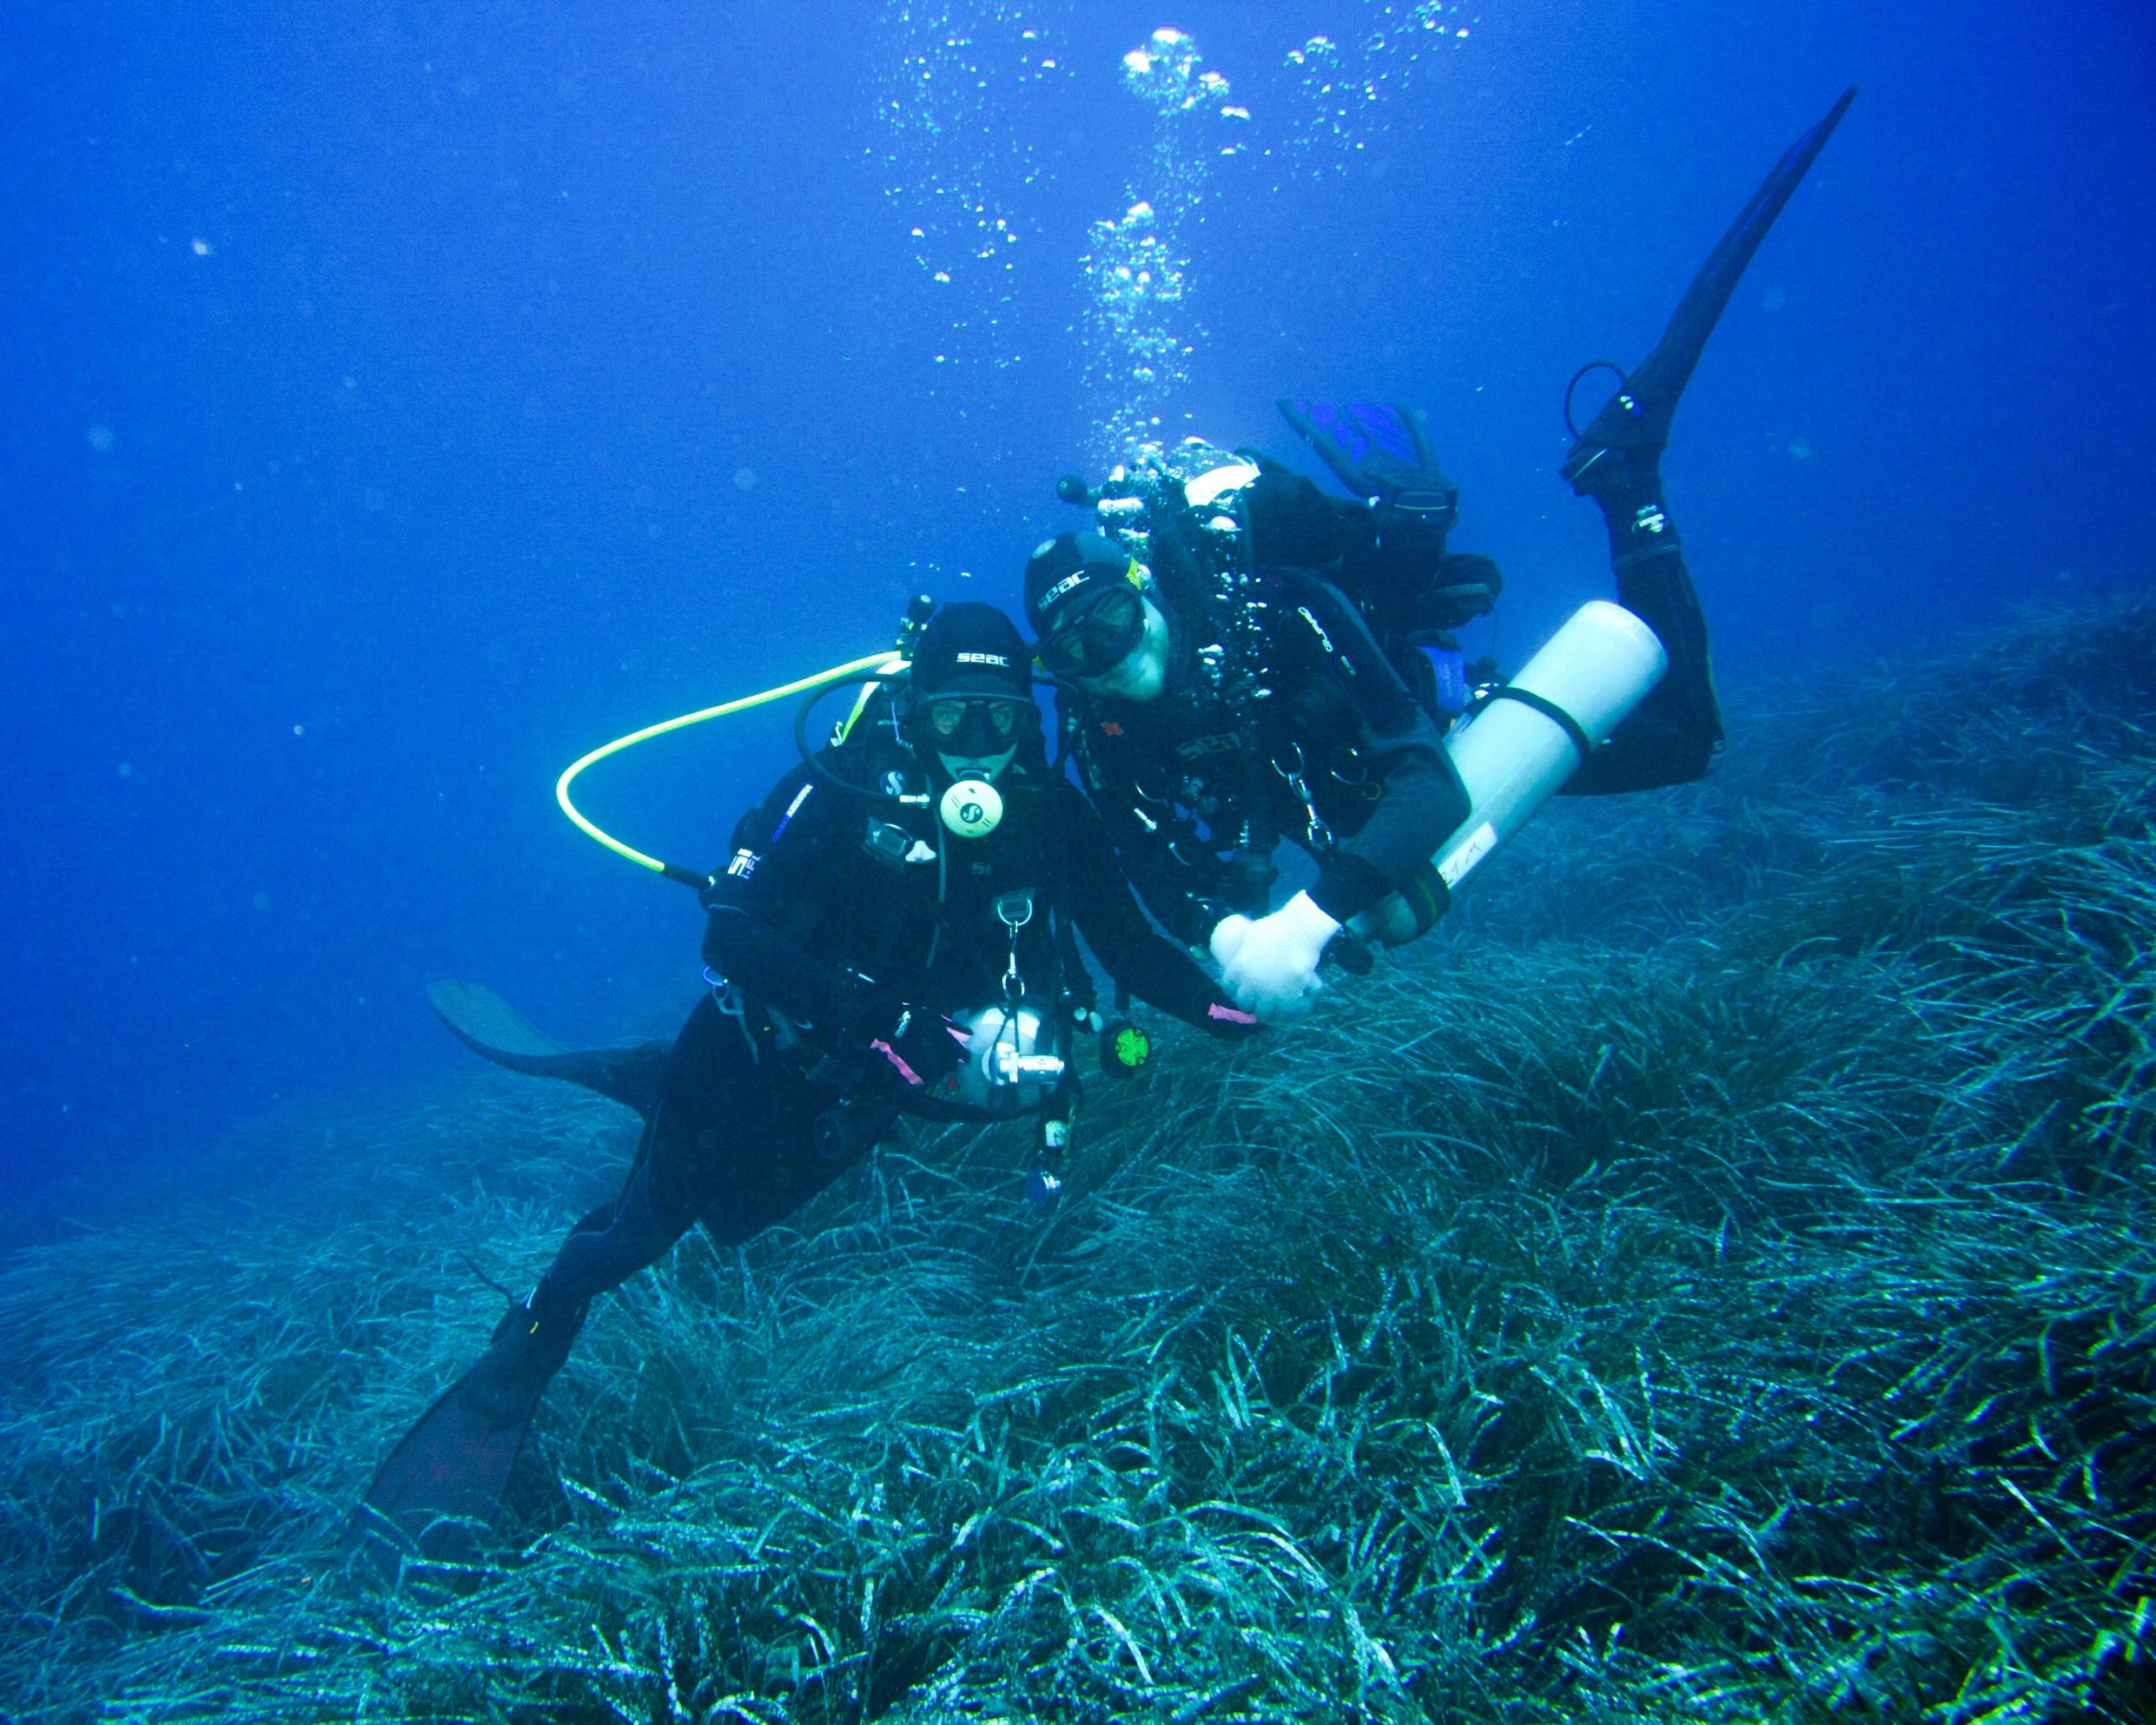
[1040, 585, 1147, 679]
[923, 694, 1027, 756]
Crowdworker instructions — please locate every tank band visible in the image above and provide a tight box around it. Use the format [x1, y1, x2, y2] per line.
[1404, 857, 1451, 936]
[1486, 686, 1595, 764]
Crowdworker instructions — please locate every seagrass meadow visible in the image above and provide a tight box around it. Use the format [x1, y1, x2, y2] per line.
[3, 600, 2153, 1724]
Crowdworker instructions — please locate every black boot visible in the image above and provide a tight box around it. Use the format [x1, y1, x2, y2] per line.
[1568, 459, 1725, 791]
[453, 1282, 587, 1426]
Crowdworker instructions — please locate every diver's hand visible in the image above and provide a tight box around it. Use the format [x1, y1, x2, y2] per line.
[1209, 893, 1339, 1025]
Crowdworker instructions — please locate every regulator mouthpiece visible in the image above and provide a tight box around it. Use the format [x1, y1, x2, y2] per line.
[940, 777, 1003, 839]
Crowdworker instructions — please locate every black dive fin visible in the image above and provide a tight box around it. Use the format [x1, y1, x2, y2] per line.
[427, 980, 670, 1121]
[352, 1292, 585, 1568]
[1563, 85, 1856, 495]
[353, 1375, 531, 1564]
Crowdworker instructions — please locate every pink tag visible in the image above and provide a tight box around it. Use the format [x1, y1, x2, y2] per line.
[871, 1038, 923, 1087]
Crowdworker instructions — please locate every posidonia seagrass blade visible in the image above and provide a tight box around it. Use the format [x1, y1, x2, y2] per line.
[3, 598, 2153, 1722]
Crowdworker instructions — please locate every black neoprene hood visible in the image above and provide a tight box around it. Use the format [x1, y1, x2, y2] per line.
[910, 601, 1032, 702]
[1022, 531, 1131, 636]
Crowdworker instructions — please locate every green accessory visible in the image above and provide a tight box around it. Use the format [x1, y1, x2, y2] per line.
[1100, 1017, 1151, 1077]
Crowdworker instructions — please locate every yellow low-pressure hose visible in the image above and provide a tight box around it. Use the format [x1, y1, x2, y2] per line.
[557, 651, 904, 886]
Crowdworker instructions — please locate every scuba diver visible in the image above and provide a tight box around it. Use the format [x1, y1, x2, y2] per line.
[1025, 514, 1470, 1023]
[359, 602, 1255, 1555]
[1027, 89, 1854, 1026]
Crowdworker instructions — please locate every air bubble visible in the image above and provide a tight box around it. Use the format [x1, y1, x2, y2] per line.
[1281, 5, 1481, 175]
[873, 3, 1481, 400]
[1081, 29, 1245, 465]
[872, 2, 1072, 374]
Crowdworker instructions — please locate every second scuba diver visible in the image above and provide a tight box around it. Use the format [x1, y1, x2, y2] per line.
[1024, 89, 1855, 1027]
[360, 602, 1256, 1553]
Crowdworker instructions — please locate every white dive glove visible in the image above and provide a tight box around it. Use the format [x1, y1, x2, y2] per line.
[1209, 891, 1341, 1025]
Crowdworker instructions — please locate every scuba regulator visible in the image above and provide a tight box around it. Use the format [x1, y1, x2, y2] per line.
[939, 777, 1003, 841]
[790, 595, 1027, 842]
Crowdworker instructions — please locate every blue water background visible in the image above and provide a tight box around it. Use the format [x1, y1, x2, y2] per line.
[3, 0, 2150, 1230]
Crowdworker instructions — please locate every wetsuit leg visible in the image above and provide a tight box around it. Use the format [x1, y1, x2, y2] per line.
[1558, 92, 1854, 796]
[494, 991, 855, 1377]
[360, 993, 850, 1553]
[1564, 464, 1723, 794]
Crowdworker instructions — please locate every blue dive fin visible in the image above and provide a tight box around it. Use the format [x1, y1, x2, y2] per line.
[1278, 398, 1460, 526]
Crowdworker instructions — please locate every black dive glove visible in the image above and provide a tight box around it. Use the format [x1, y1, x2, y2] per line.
[1412, 551, 1502, 631]
[846, 986, 967, 1090]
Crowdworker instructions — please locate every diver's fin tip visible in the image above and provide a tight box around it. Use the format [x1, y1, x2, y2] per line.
[427, 980, 569, 1062]
[425, 979, 669, 1118]
[1561, 82, 1856, 493]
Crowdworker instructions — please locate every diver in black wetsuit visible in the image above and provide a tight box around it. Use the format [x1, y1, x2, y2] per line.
[360, 603, 1253, 1553]
[1027, 88, 1855, 1028]
[1026, 451, 1483, 1026]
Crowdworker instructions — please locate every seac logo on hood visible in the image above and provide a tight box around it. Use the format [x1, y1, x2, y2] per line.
[955, 651, 1011, 668]
[1039, 571, 1089, 611]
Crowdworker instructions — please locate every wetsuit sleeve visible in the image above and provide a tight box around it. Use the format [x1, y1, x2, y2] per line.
[1095, 806, 1225, 948]
[1274, 573, 1471, 925]
[699, 766, 878, 1036]
[1056, 784, 1251, 1038]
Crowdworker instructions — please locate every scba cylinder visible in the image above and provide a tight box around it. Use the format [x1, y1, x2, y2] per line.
[1432, 600, 1667, 895]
